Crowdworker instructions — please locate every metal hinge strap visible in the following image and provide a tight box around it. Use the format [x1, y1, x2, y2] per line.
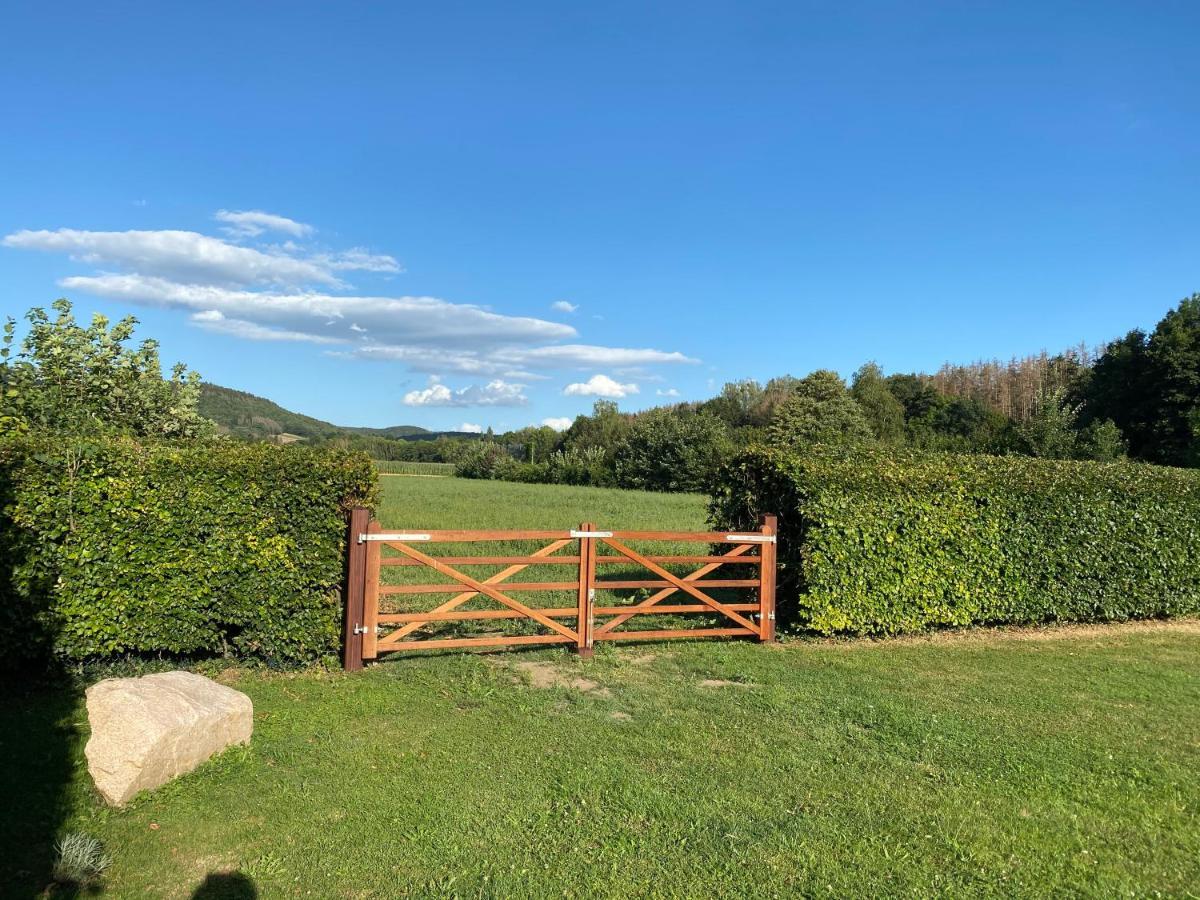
[360, 533, 432, 543]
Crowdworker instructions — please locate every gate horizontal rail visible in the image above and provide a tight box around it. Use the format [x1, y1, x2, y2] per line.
[341, 510, 776, 670]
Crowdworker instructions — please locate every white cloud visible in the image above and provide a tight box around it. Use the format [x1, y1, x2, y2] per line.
[58, 275, 576, 348]
[403, 378, 528, 408]
[563, 374, 639, 399]
[656, 388, 680, 397]
[502, 345, 697, 368]
[541, 416, 573, 431]
[6, 229, 339, 287]
[314, 248, 402, 274]
[349, 341, 697, 379]
[4, 218, 699, 385]
[214, 209, 313, 238]
[456, 422, 484, 433]
[189, 310, 346, 344]
[551, 300, 578, 313]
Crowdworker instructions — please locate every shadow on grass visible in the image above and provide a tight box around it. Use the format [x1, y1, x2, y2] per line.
[0, 680, 82, 897]
[192, 871, 257, 899]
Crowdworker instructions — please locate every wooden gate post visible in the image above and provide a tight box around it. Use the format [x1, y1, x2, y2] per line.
[758, 514, 777, 642]
[575, 521, 596, 658]
[342, 507, 370, 671]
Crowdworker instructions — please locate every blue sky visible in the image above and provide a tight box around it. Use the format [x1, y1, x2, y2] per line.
[1, 1, 1197, 432]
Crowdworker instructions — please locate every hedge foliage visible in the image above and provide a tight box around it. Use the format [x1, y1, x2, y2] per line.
[0, 436, 377, 670]
[710, 446, 1200, 634]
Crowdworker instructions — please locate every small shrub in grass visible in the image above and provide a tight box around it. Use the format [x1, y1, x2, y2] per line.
[0, 435, 377, 671]
[53, 833, 112, 888]
[710, 445, 1200, 633]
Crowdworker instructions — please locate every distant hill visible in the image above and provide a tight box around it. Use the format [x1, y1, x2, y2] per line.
[345, 424, 433, 439]
[198, 383, 436, 443]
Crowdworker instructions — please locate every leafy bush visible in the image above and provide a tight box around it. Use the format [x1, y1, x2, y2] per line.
[710, 446, 1200, 634]
[545, 446, 610, 486]
[454, 442, 517, 480]
[614, 409, 730, 492]
[0, 436, 377, 670]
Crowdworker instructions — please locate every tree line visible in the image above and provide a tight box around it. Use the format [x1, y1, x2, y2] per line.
[3, 293, 1198, 492]
[446, 292, 1200, 490]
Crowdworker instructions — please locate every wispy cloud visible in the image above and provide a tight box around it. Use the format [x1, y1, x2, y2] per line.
[313, 248, 402, 274]
[214, 209, 313, 238]
[551, 300, 578, 313]
[656, 388, 680, 397]
[456, 422, 484, 433]
[403, 378, 528, 407]
[189, 310, 346, 344]
[541, 416, 573, 431]
[563, 374, 639, 399]
[59, 274, 575, 348]
[6, 229, 340, 287]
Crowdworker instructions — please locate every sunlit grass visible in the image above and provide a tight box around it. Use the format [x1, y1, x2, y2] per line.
[3, 479, 1196, 896]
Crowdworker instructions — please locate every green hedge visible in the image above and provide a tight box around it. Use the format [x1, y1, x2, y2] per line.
[0, 436, 377, 670]
[710, 446, 1200, 634]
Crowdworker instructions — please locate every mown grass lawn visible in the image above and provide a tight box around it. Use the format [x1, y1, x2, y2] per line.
[3, 478, 1198, 897]
[373, 473, 709, 532]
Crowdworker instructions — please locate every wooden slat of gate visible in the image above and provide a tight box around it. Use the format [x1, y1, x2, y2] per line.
[381, 554, 759, 567]
[376, 602, 760, 624]
[379, 579, 757, 594]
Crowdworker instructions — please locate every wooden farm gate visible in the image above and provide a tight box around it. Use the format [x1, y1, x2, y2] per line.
[341, 508, 776, 669]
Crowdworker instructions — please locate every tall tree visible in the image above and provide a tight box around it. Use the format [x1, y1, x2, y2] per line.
[767, 370, 875, 450]
[851, 363, 906, 444]
[1082, 293, 1200, 466]
[1, 299, 213, 439]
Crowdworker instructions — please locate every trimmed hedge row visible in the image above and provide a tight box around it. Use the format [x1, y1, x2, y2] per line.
[710, 446, 1200, 634]
[0, 436, 377, 669]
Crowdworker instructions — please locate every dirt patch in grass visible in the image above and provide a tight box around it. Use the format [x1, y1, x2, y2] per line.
[624, 652, 666, 666]
[698, 679, 756, 689]
[800, 618, 1200, 649]
[511, 661, 612, 697]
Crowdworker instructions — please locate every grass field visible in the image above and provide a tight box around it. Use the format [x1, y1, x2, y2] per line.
[375, 474, 708, 531]
[3, 477, 1198, 897]
[372, 460, 457, 476]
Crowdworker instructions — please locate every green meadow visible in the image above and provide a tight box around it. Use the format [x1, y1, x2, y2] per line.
[3, 477, 1197, 897]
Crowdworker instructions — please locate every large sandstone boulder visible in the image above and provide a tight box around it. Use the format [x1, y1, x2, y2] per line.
[85, 671, 253, 806]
